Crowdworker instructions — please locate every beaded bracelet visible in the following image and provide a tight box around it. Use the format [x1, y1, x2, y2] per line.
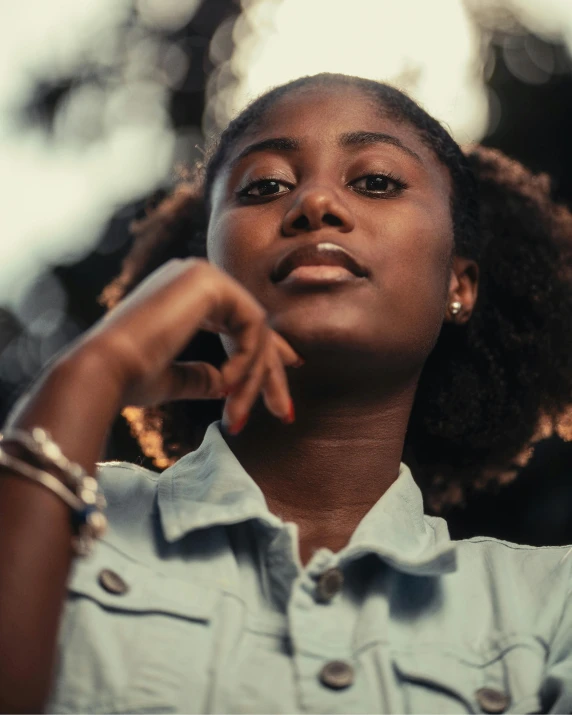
[0, 428, 107, 556]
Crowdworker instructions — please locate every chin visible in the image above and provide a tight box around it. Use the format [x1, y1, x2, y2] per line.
[272, 315, 375, 358]
[271, 312, 434, 385]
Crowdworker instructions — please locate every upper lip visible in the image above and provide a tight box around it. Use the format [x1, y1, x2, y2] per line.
[271, 242, 369, 283]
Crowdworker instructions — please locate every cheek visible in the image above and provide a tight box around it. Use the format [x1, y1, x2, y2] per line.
[206, 209, 269, 291]
[384, 209, 452, 298]
[206, 213, 249, 285]
[371, 203, 453, 346]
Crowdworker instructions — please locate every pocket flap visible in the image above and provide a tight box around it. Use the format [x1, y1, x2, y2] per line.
[67, 542, 218, 622]
[392, 650, 482, 712]
[392, 643, 544, 714]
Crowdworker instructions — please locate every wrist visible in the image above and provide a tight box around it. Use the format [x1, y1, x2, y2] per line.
[5, 342, 125, 471]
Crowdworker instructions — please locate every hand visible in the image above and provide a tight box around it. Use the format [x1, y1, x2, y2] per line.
[82, 258, 302, 433]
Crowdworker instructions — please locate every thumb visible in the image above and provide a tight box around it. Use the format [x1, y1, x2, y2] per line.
[128, 361, 226, 406]
[165, 361, 226, 402]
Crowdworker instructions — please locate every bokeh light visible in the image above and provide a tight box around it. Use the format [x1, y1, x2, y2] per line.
[0, 0, 192, 309]
[136, 0, 201, 32]
[207, 0, 489, 144]
[0, 0, 206, 409]
[468, 0, 572, 84]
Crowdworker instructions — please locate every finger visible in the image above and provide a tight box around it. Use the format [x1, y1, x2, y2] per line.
[220, 318, 269, 390]
[260, 344, 294, 422]
[167, 361, 227, 401]
[270, 330, 304, 367]
[222, 339, 273, 434]
[130, 362, 226, 406]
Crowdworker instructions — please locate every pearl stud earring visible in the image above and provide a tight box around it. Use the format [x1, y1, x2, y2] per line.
[450, 301, 462, 316]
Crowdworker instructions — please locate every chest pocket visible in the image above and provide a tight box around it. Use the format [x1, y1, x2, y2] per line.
[47, 543, 221, 714]
[392, 636, 548, 714]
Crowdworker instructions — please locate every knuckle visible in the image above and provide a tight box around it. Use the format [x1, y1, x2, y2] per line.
[84, 332, 148, 384]
[155, 257, 185, 277]
[183, 257, 209, 278]
[155, 258, 182, 271]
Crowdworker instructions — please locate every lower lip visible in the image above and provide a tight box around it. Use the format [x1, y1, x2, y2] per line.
[278, 265, 364, 285]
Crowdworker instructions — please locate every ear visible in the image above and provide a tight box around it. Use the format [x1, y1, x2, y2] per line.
[446, 256, 479, 324]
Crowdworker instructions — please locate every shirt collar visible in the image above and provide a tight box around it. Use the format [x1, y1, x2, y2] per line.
[157, 421, 456, 576]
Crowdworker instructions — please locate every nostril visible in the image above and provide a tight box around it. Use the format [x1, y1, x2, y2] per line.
[289, 212, 344, 231]
[323, 213, 343, 227]
[292, 215, 310, 230]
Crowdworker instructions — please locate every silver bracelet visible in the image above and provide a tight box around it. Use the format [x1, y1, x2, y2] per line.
[0, 446, 83, 510]
[1, 427, 86, 486]
[0, 430, 107, 556]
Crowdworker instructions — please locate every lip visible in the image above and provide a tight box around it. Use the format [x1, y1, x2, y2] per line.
[271, 242, 369, 284]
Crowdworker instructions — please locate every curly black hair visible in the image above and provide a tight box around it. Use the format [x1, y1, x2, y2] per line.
[99, 74, 572, 511]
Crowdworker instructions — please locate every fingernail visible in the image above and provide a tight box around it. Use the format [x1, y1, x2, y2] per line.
[292, 357, 305, 368]
[281, 399, 295, 424]
[228, 414, 248, 435]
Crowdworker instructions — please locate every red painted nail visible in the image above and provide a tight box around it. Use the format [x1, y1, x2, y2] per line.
[282, 399, 295, 424]
[228, 414, 248, 435]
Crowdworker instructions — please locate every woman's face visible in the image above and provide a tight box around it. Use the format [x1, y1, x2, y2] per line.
[207, 85, 456, 379]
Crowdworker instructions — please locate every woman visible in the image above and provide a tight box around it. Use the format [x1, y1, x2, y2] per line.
[1, 73, 572, 714]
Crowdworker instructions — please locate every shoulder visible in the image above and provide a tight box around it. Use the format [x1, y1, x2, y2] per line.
[455, 534, 572, 575]
[456, 534, 572, 562]
[454, 535, 572, 613]
[428, 536, 572, 651]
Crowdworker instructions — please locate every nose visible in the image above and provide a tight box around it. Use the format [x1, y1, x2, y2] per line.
[281, 184, 355, 236]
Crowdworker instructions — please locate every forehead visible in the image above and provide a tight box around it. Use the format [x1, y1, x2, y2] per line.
[230, 85, 440, 169]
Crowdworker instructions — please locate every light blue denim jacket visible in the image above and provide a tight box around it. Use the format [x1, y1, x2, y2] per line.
[47, 421, 572, 714]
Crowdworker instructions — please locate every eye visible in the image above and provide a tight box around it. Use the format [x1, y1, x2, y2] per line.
[238, 178, 292, 199]
[350, 173, 406, 197]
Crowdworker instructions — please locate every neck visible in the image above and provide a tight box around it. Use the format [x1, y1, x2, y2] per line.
[223, 369, 418, 561]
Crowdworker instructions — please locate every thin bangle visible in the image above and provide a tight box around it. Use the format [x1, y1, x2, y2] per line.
[0, 446, 83, 511]
[1, 427, 86, 485]
[0, 445, 107, 556]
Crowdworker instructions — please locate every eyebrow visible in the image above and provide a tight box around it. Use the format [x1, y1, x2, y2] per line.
[229, 130, 423, 169]
[229, 137, 300, 169]
[340, 131, 423, 164]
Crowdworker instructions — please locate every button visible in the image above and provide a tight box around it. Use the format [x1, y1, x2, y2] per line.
[319, 660, 354, 690]
[316, 568, 344, 602]
[475, 687, 510, 714]
[98, 569, 129, 595]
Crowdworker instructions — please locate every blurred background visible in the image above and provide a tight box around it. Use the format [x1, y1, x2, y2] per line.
[2, 0, 572, 543]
